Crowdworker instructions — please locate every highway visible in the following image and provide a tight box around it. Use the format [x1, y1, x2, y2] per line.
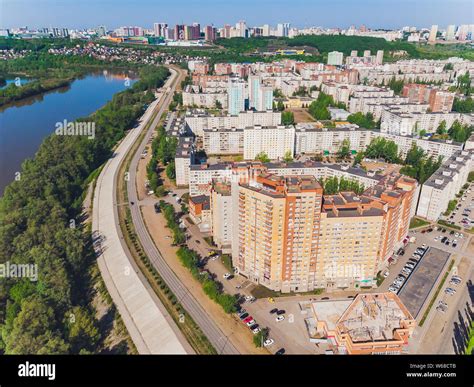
[92, 67, 192, 354]
[126, 66, 240, 354]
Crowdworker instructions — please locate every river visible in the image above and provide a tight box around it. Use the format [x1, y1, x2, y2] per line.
[0, 70, 136, 195]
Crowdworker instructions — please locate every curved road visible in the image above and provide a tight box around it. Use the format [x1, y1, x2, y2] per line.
[126, 67, 240, 354]
[92, 68, 191, 354]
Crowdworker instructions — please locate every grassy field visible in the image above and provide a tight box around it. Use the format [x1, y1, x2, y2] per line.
[409, 217, 430, 229]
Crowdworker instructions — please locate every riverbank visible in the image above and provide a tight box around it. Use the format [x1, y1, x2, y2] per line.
[0, 65, 170, 354]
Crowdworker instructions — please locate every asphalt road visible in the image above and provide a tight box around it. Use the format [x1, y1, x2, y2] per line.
[126, 67, 240, 354]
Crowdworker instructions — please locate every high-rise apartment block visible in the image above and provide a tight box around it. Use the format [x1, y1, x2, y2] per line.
[232, 172, 417, 292]
[446, 25, 456, 41]
[327, 51, 344, 66]
[227, 79, 246, 115]
[236, 174, 323, 292]
[428, 25, 438, 42]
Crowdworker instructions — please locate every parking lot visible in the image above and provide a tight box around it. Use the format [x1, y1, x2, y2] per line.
[442, 181, 474, 230]
[398, 247, 451, 318]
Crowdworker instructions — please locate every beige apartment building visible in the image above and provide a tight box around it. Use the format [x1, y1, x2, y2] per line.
[318, 194, 385, 289]
[232, 172, 417, 293]
[236, 174, 323, 293]
[210, 181, 233, 252]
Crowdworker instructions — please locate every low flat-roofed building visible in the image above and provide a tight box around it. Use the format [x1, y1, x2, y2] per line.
[189, 194, 212, 233]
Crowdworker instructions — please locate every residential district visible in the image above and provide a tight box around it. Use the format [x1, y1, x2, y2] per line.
[3, 20, 473, 357]
[128, 43, 472, 354]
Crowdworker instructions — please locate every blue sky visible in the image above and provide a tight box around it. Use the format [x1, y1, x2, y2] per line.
[1, 0, 472, 30]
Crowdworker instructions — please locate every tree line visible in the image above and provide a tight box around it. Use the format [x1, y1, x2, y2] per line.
[0, 65, 170, 354]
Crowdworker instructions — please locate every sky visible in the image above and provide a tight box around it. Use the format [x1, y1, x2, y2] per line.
[1, 0, 473, 30]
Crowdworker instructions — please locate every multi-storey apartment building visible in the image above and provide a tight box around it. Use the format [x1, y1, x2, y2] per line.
[380, 110, 473, 136]
[230, 172, 417, 293]
[210, 181, 233, 252]
[417, 150, 474, 221]
[203, 128, 244, 155]
[318, 193, 385, 289]
[235, 174, 323, 292]
[182, 85, 228, 109]
[243, 125, 295, 160]
[175, 137, 195, 186]
[295, 125, 372, 155]
[185, 110, 281, 137]
[228, 79, 246, 115]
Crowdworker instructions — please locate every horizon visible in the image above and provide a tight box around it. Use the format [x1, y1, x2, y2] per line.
[1, 0, 472, 30]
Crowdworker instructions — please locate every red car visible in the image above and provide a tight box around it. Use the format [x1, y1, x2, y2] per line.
[243, 316, 253, 324]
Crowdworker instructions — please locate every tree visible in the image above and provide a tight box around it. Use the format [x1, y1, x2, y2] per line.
[255, 152, 270, 163]
[308, 91, 335, 120]
[215, 100, 222, 109]
[253, 328, 269, 348]
[365, 137, 400, 163]
[337, 139, 351, 159]
[276, 100, 285, 112]
[448, 120, 473, 143]
[64, 306, 100, 353]
[436, 120, 447, 135]
[387, 77, 404, 95]
[5, 296, 70, 354]
[347, 112, 376, 129]
[166, 161, 176, 180]
[273, 89, 284, 98]
[452, 97, 474, 113]
[283, 150, 293, 163]
[281, 111, 295, 125]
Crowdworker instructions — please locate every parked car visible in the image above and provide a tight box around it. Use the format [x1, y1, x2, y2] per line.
[444, 288, 456, 295]
[239, 313, 249, 320]
[243, 316, 253, 323]
[246, 320, 256, 327]
[264, 339, 275, 347]
[252, 327, 261, 335]
[388, 286, 398, 293]
[269, 308, 279, 314]
[244, 296, 256, 303]
[276, 315, 285, 322]
[275, 348, 285, 355]
[436, 305, 447, 313]
[276, 310, 286, 315]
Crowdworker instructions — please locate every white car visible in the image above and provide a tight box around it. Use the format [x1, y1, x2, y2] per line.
[276, 315, 285, 322]
[245, 295, 256, 303]
[223, 273, 231, 280]
[246, 320, 256, 326]
[252, 327, 261, 335]
[388, 286, 398, 293]
[264, 339, 275, 347]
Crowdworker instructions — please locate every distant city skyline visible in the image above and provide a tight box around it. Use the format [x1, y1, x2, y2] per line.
[1, 0, 472, 30]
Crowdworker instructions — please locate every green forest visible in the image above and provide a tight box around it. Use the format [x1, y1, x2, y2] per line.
[0, 65, 170, 354]
[0, 39, 141, 106]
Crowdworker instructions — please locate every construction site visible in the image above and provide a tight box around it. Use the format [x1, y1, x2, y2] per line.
[304, 293, 416, 354]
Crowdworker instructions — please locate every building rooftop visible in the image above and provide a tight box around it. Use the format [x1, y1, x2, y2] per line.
[336, 293, 414, 343]
[424, 150, 473, 189]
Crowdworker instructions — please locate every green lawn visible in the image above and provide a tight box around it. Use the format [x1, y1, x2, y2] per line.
[409, 217, 430, 229]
